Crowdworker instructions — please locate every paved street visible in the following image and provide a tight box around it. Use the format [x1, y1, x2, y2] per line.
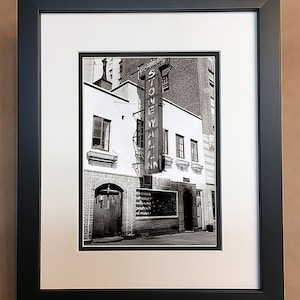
[89, 230, 216, 246]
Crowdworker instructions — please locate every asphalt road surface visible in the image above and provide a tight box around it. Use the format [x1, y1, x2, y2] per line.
[89, 230, 216, 246]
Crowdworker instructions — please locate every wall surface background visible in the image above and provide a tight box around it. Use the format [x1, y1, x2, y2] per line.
[0, 0, 17, 299]
[281, 0, 300, 299]
[0, 0, 299, 299]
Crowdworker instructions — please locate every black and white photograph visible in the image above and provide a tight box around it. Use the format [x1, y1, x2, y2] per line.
[80, 55, 219, 249]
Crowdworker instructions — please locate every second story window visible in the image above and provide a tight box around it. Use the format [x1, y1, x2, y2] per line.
[136, 119, 144, 148]
[163, 129, 168, 154]
[176, 134, 185, 159]
[191, 140, 198, 162]
[92, 116, 110, 151]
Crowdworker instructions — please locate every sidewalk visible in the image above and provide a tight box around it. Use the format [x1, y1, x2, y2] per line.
[89, 230, 216, 246]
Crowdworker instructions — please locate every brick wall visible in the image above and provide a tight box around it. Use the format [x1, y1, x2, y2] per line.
[83, 170, 140, 241]
[134, 181, 198, 236]
[170, 181, 198, 232]
[165, 58, 200, 116]
[120, 57, 214, 121]
[135, 218, 178, 236]
[197, 58, 215, 135]
[83, 171, 205, 240]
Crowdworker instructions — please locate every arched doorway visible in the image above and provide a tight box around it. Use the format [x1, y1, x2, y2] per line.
[92, 183, 123, 238]
[183, 190, 193, 231]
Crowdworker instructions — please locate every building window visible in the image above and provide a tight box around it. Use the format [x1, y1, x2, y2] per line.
[163, 129, 168, 154]
[176, 134, 185, 158]
[136, 119, 144, 148]
[212, 191, 216, 219]
[92, 116, 110, 151]
[191, 140, 198, 162]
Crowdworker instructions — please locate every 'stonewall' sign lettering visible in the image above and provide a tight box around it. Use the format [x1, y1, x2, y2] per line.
[144, 67, 163, 174]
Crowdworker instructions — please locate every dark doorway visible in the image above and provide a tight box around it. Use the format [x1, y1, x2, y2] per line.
[92, 183, 123, 238]
[183, 190, 193, 230]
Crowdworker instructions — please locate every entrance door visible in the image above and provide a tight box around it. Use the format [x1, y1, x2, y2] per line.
[92, 184, 122, 238]
[183, 190, 193, 230]
[196, 189, 203, 229]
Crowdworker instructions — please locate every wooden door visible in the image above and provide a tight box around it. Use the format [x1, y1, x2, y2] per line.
[196, 189, 203, 229]
[92, 187, 122, 238]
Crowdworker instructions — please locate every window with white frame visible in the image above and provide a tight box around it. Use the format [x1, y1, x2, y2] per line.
[92, 116, 110, 151]
[163, 129, 168, 154]
[136, 119, 144, 148]
[176, 134, 184, 158]
[190, 139, 198, 162]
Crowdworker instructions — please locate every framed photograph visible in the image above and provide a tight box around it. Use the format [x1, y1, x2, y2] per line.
[79, 53, 220, 251]
[17, 0, 283, 299]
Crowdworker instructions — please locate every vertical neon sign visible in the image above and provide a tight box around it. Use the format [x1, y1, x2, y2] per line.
[144, 66, 163, 174]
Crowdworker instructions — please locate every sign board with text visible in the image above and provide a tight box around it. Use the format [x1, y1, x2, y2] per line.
[136, 189, 177, 217]
[143, 66, 164, 174]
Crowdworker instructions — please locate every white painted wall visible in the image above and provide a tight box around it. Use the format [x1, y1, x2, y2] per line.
[156, 99, 206, 190]
[83, 82, 139, 177]
[83, 81, 206, 190]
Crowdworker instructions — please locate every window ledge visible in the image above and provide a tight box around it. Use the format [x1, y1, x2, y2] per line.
[163, 154, 173, 169]
[175, 159, 190, 171]
[87, 151, 118, 168]
[191, 162, 203, 174]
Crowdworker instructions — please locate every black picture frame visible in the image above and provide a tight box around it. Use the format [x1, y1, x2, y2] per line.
[17, 0, 283, 300]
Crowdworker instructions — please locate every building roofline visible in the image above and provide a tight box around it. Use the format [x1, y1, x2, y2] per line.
[162, 97, 202, 120]
[84, 80, 202, 120]
[111, 79, 144, 92]
[84, 81, 129, 103]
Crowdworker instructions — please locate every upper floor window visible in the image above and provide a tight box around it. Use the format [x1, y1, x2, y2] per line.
[163, 129, 168, 154]
[136, 119, 144, 148]
[176, 134, 185, 158]
[191, 140, 198, 162]
[92, 116, 110, 151]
